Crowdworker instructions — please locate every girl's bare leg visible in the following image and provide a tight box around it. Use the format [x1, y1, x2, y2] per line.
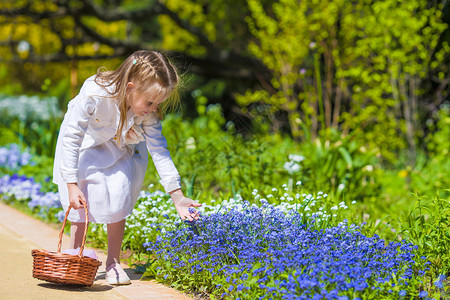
[70, 222, 86, 249]
[105, 219, 130, 284]
[106, 219, 126, 266]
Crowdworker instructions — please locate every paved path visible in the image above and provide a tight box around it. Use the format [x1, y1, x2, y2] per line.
[0, 202, 193, 300]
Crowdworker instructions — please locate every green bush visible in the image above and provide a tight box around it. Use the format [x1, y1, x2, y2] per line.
[287, 129, 380, 203]
[410, 106, 450, 198]
[149, 101, 300, 201]
[142, 98, 382, 205]
[398, 194, 450, 277]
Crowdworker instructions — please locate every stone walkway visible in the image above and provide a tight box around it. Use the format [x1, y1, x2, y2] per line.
[0, 202, 192, 300]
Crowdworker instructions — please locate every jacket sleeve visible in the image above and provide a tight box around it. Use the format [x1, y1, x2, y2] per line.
[142, 116, 181, 193]
[59, 86, 97, 183]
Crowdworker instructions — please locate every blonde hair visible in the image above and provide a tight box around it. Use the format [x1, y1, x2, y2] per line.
[94, 50, 180, 144]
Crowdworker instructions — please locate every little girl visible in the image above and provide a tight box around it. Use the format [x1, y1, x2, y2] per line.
[53, 50, 201, 285]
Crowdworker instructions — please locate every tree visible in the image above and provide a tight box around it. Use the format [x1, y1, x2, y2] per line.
[0, 0, 271, 92]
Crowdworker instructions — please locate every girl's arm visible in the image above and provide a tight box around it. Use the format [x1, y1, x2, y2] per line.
[142, 117, 201, 221]
[59, 80, 97, 209]
[60, 89, 96, 183]
[59, 89, 96, 184]
[141, 117, 181, 193]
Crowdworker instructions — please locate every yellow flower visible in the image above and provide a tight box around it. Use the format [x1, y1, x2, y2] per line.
[398, 170, 409, 178]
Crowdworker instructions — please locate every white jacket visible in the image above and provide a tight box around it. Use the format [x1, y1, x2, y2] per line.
[53, 75, 181, 193]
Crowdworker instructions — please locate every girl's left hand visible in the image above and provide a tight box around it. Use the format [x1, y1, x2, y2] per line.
[172, 196, 202, 221]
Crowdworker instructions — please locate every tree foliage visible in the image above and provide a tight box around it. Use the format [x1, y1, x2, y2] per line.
[237, 0, 449, 162]
[0, 0, 269, 93]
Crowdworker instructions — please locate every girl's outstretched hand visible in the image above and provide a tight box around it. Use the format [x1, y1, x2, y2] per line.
[170, 189, 201, 221]
[173, 197, 202, 221]
[67, 183, 87, 209]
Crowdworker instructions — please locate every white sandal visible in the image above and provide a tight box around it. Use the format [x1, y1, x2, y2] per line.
[105, 262, 131, 285]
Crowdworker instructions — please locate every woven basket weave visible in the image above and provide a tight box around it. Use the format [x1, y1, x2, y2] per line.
[31, 200, 101, 286]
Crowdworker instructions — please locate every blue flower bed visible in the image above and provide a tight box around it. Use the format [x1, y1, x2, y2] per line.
[145, 200, 428, 299]
[0, 144, 33, 170]
[0, 173, 63, 221]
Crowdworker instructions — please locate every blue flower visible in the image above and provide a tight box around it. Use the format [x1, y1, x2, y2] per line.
[0, 144, 33, 170]
[399, 290, 407, 297]
[434, 279, 444, 289]
[419, 291, 428, 298]
[56, 210, 65, 222]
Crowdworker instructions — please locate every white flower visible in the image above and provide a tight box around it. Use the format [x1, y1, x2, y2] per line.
[125, 124, 145, 144]
[296, 181, 302, 186]
[283, 161, 300, 173]
[351, 200, 356, 204]
[186, 137, 196, 149]
[338, 183, 345, 191]
[363, 165, 374, 172]
[289, 154, 305, 162]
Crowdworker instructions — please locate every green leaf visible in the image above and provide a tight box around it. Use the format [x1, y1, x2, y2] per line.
[338, 147, 353, 168]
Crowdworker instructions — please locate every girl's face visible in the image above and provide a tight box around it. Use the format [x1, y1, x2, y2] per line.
[126, 82, 166, 116]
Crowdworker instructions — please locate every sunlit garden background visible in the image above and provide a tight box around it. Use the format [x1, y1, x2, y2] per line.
[0, 0, 449, 299]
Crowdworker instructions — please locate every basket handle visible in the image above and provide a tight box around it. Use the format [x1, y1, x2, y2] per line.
[57, 198, 89, 257]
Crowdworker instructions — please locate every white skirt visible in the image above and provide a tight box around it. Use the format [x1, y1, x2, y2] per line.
[58, 140, 148, 224]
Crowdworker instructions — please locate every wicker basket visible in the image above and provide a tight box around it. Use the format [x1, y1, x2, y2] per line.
[31, 200, 101, 286]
